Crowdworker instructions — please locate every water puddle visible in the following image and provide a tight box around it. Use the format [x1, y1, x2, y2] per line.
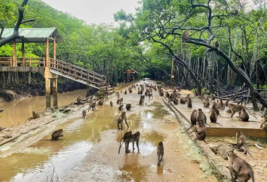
[0, 105, 117, 182]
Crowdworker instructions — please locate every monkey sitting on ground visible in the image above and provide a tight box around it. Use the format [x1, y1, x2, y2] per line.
[88, 102, 96, 111]
[110, 101, 113, 107]
[157, 142, 164, 166]
[82, 110, 86, 118]
[203, 98, 210, 108]
[196, 108, 207, 126]
[117, 97, 123, 105]
[228, 103, 257, 119]
[227, 151, 255, 182]
[187, 110, 197, 131]
[139, 95, 145, 106]
[52, 129, 64, 140]
[190, 121, 207, 143]
[98, 99, 104, 106]
[116, 91, 120, 98]
[209, 102, 227, 118]
[118, 131, 140, 154]
[125, 90, 127, 94]
[260, 113, 267, 132]
[117, 111, 129, 130]
[126, 104, 132, 111]
[118, 104, 124, 111]
[187, 97, 192, 108]
[236, 131, 250, 156]
[239, 109, 249, 121]
[209, 109, 222, 126]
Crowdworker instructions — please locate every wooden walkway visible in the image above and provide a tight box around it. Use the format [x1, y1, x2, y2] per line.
[0, 57, 106, 89]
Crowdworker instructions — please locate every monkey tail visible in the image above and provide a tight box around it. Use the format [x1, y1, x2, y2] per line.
[250, 170, 255, 182]
[118, 138, 124, 154]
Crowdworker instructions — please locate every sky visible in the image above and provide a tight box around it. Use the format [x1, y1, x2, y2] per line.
[41, 0, 140, 25]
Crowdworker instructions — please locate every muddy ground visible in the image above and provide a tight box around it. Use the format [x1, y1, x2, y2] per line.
[0, 80, 220, 182]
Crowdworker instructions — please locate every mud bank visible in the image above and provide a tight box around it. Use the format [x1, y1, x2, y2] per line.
[0, 81, 89, 103]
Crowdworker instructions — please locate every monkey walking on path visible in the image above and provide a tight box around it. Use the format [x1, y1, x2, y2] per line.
[157, 142, 164, 166]
[118, 131, 140, 154]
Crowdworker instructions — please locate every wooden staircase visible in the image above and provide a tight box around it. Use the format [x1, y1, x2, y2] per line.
[49, 59, 106, 89]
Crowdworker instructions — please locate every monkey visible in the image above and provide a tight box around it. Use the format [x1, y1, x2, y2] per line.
[209, 102, 228, 118]
[157, 142, 164, 166]
[118, 104, 124, 111]
[173, 97, 179, 105]
[139, 95, 145, 106]
[125, 90, 127, 94]
[228, 103, 257, 119]
[186, 109, 197, 131]
[227, 151, 255, 182]
[116, 92, 120, 99]
[230, 9, 239, 16]
[260, 114, 267, 132]
[187, 97, 192, 108]
[180, 94, 190, 104]
[82, 110, 86, 118]
[148, 92, 153, 99]
[110, 101, 113, 107]
[165, 92, 170, 98]
[196, 108, 207, 126]
[181, 30, 189, 42]
[126, 104, 132, 111]
[211, 94, 215, 100]
[98, 99, 104, 106]
[209, 109, 222, 126]
[88, 102, 96, 111]
[52, 129, 64, 140]
[203, 98, 210, 108]
[215, 40, 220, 48]
[118, 131, 140, 154]
[117, 97, 123, 105]
[191, 121, 207, 143]
[239, 109, 249, 121]
[218, 98, 225, 110]
[236, 131, 250, 156]
[117, 111, 129, 130]
[159, 90, 164, 97]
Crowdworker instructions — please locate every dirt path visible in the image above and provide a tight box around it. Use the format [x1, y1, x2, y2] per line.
[62, 81, 218, 182]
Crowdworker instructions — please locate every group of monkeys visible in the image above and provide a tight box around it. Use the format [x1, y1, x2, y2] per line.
[162, 87, 260, 182]
[115, 83, 164, 166]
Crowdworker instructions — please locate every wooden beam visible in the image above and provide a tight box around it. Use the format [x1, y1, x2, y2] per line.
[12, 41, 16, 67]
[52, 78, 58, 108]
[206, 127, 267, 138]
[53, 39, 56, 68]
[46, 38, 49, 68]
[22, 38, 25, 66]
[45, 78, 51, 108]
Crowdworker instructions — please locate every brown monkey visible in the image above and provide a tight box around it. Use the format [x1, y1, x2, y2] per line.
[227, 151, 255, 182]
[88, 102, 96, 111]
[173, 97, 179, 105]
[187, 110, 197, 131]
[239, 109, 249, 121]
[110, 101, 113, 107]
[191, 121, 207, 143]
[98, 99, 104, 106]
[215, 40, 220, 48]
[148, 92, 153, 99]
[236, 131, 250, 155]
[197, 108, 207, 126]
[203, 99, 210, 108]
[82, 110, 86, 118]
[209, 109, 222, 126]
[157, 142, 164, 166]
[165, 92, 170, 98]
[228, 103, 257, 119]
[52, 129, 63, 140]
[117, 111, 129, 130]
[118, 131, 140, 154]
[125, 90, 127, 94]
[126, 104, 132, 111]
[260, 114, 267, 131]
[225, 99, 229, 107]
[181, 30, 189, 42]
[116, 92, 120, 99]
[117, 97, 123, 105]
[219, 98, 225, 110]
[209, 102, 227, 118]
[187, 97, 192, 108]
[118, 104, 124, 111]
[139, 95, 145, 105]
[180, 94, 190, 104]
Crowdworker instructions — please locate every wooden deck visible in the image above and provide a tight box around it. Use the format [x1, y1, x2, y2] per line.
[0, 57, 106, 89]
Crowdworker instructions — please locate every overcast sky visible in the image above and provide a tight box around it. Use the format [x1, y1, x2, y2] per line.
[41, 0, 140, 24]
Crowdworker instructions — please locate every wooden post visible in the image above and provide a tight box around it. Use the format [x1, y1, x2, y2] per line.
[22, 38, 25, 66]
[45, 78, 51, 108]
[170, 57, 174, 88]
[53, 39, 56, 68]
[46, 38, 50, 68]
[12, 41, 16, 67]
[52, 78, 58, 108]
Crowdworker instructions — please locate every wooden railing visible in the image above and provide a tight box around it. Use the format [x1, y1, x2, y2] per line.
[49, 59, 106, 87]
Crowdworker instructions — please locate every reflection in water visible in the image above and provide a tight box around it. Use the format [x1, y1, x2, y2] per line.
[0, 105, 118, 182]
[0, 89, 88, 128]
[157, 166, 163, 174]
